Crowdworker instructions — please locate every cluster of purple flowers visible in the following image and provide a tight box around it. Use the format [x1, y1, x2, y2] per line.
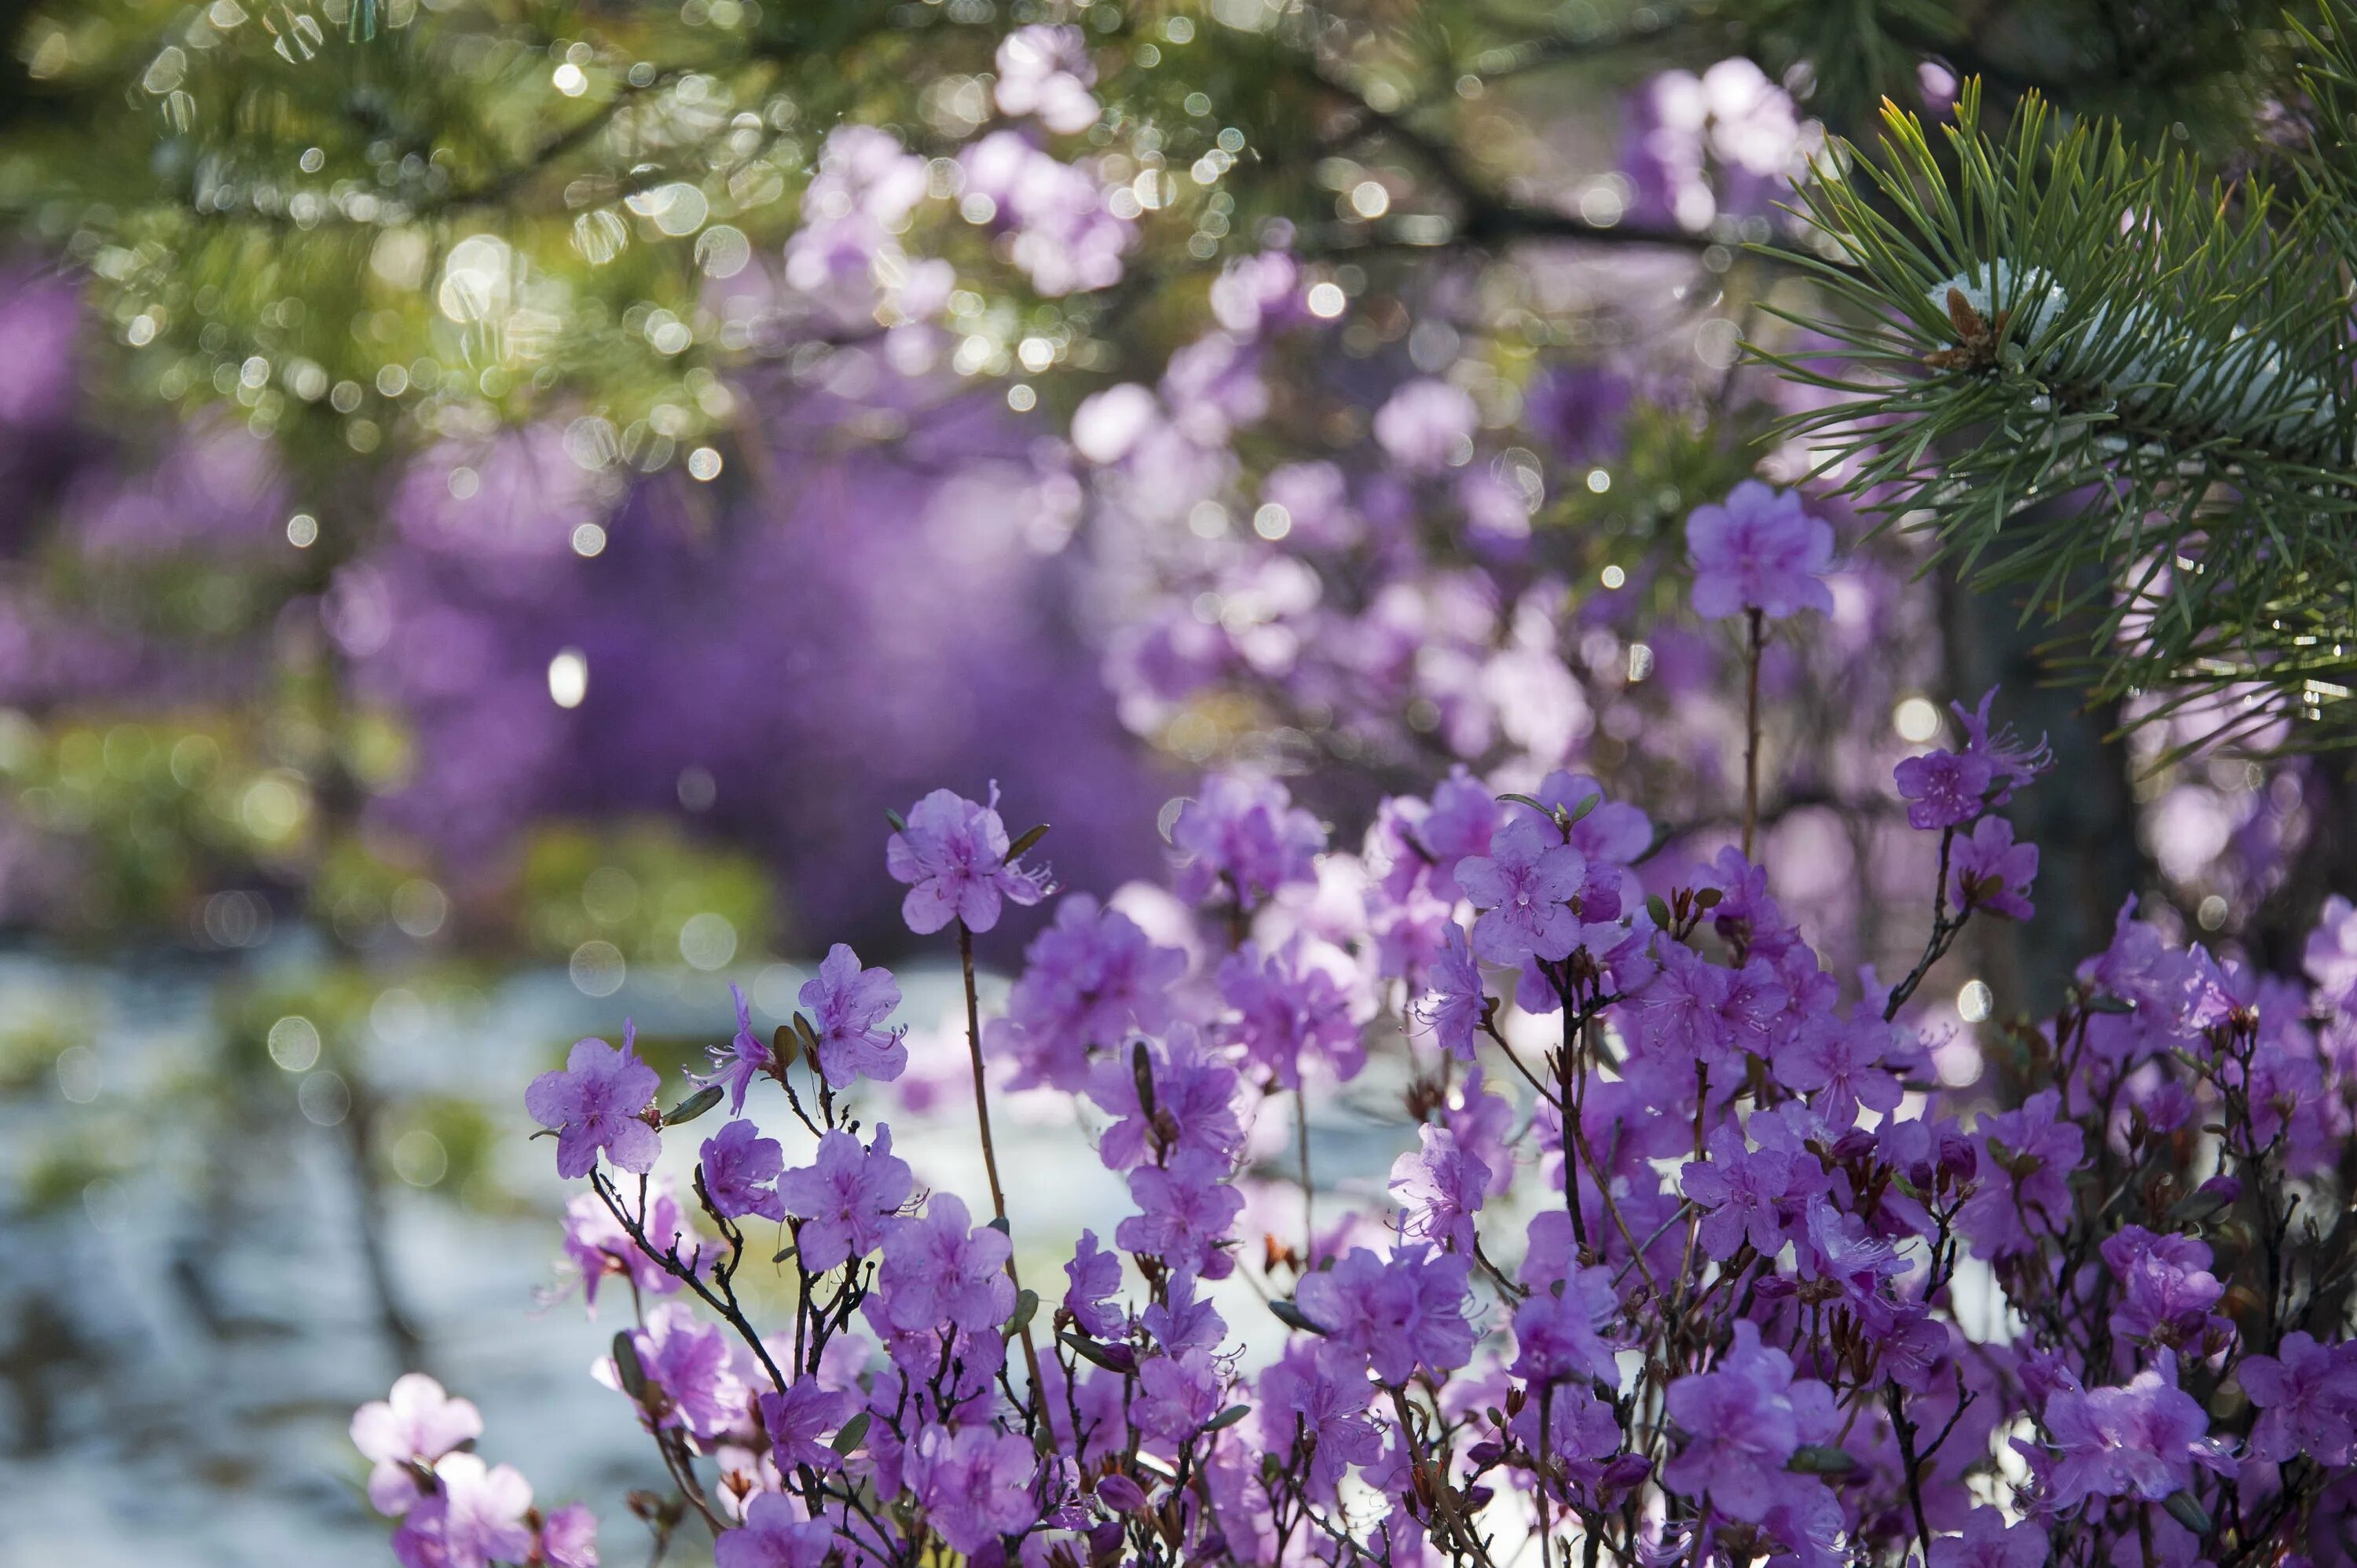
[362, 680, 2357, 1568]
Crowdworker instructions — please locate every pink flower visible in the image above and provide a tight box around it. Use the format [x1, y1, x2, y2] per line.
[390, 1453, 534, 1568]
[1296, 1244, 1475, 1386]
[1456, 817, 1586, 966]
[692, 984, 772, 1116]
[996, 893, 1185, 1091]
[1930, 1508, 2047, 1568]
[1951, 815, 2039, 920]
[699, 1119, 786, 1224]
[2038, 1356, 2231, 1509]
[799, 943, 906, 1087]
[560, 1182, 699, 1314]
[879, 1192, 1017, 1334]
[905, 1423, 1040, 1553]
[1661, 1320, 1835, 1522]
[715, 1493, 835, 1568]
[2240, 1331, 2357, 1464]
[1894, 748, 1994, 830]
[885, 786, 1051, 935]
[526, 1028, 661, 1180]
[1510, 1264, 1621, 1385]
[1387, 1123, 1491, 1252]
[1412, 922, 1486, 1061]
[351, 1373, 483, 1516]
[759, 1376, 851, 1474]
[776, 1125, 912, 1273]
[603, 1302, 749, 1439]
[1684, 480, 1835, 620]
[1171, 772, 1326, 907]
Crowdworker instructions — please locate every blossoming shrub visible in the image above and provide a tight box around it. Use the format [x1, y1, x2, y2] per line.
[354, 493, 2357, 1568]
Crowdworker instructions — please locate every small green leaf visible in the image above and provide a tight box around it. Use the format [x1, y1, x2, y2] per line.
[772, 1243, 799, 1265]
[2162, 1490, 2212, 1534]
[885, 808, 907, 833]
[1495, 793, 1550, 815]
[1566, 793, 1602, 823]
[1269, 1299, 1325, 1334]
[831, 1410, 872, 1456]
[1058, 1332, 1137, 1372]
[612, 1331, 647, 1400]
[1787, 1445, 1858, 1475]
[661, 1085, 724, 1127]
[1007, 822, 1051, 859]
[1646, 895, 1673, 929]
[1204, 1404, 1252, 1432]
[1004, 1288, 1039, 1339]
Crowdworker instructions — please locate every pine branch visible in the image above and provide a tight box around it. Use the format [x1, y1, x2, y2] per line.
[1762, 68, 2357, 746]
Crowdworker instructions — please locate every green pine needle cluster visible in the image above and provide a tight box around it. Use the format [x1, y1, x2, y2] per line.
[1767, 10, 2357, 749]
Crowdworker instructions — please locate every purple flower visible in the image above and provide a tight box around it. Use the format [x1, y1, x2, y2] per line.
[2039, 1356, 2230, 1509]
[1772, 1013, 1905, 1125]
[1684, 480, 1835, 620]
[1455, 817, 1586, 966]
[561, 1184, 699, 1313]
[1064, 1228, 1126, 1340]
[606, 1302, 748, 1439]
[879, 1192, 1017, 1334]
[1134, 1350, 1222, 1445]
[885, 786, 1051, 936]
[1894, 748, 1994, 830]
[1217, 936, 1365, 1090]
[1796, 1198, 1908, 1331]
[2240, 1331, 2357, 1464]
[1296, 1244, 1475, 1385]
[2305, 894, 2357, 1016]
[714, 1493, 834, 1568]
[352, 1373, 483, 1516]
[1412, 922, 1486, 1061]
[997, 893, 1186, 1091]
[693, 984, 772, 1116]
[1952, 687, 2054, 804]
[759, 1377, 851, 1475]
[1949, 814, 2039, 921]
[1409, 765, 1502, 885]
[1373, 379, 1479, 472]
[2101, 1226, 2224, 1349]
[904, 1423, 1040, 1553]
[699, 1119, 786, 1224]
[526, 1029, 662, 1180]
[1679, 1124, 1802, 1262]
[993, 24, 1099, 134]
[1116, 1149, 1246, 1278]
[1142, 1270, 1224, 1352]
[390, 1454, 534, 1568]
[539, 1504, 599, 1568]
[1661, 1320, 1835, 1522]
[1258, 1343, 1383, 1498]
[1930, 1509, 2048, 1568]
[1087, 1025, 1244, 1171]
[1510, 1264, 1621, 1385]
[1387, 1123, 1491, 1252]
[1170, 773, 1327, 908]
[776, 1125, 912, 1273]
[799, 943, 906, 1088]
[1958, 1088, 2082, 1258]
